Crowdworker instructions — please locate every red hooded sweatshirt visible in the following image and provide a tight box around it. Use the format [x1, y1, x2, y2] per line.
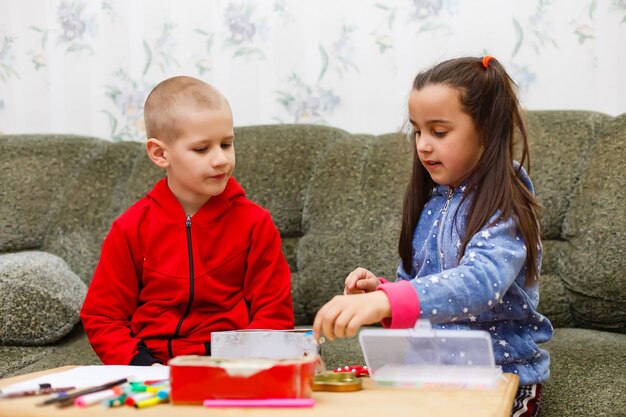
[80, 177, 294, 365]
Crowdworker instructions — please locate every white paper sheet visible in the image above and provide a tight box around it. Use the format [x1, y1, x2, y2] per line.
[0, 365, 170, 393]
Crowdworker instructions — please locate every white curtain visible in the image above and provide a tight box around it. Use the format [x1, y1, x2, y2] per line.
[0, 0, 624, 140]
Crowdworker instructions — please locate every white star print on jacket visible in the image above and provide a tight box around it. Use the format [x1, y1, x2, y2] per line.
[378, 164, 553, 385]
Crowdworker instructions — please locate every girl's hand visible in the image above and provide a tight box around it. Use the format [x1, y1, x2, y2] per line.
[344, 267, 381, 294]
[313, 291, 391, 341]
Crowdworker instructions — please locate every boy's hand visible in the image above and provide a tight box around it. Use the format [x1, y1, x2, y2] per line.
[344, 267, 381, 294]
[313, 291, 391, 341]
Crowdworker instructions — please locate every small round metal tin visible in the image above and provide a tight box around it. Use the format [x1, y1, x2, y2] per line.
[312, 372, 362, 392]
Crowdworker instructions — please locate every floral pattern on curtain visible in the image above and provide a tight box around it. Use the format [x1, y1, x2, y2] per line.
[0, 0, 624, 140]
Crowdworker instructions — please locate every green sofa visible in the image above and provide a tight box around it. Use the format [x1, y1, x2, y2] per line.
[0, 111, 624, 416]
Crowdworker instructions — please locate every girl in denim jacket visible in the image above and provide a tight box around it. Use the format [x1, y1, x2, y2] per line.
[313, 56, 552, 417]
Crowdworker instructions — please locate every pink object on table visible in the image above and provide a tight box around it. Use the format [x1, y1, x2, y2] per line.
[203, 398, 315, 408]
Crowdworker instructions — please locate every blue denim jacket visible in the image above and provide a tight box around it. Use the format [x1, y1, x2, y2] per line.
[396, 166, 553, 385]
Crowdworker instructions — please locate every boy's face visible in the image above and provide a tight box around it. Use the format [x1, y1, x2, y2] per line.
[163, 106, 235, 211]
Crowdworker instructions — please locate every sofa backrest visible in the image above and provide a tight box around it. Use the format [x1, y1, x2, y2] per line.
[522, 112, 625, 332]
[521, 111, 616, 329]
[558, 114, 626, 332]
[0, 111, 624, 331]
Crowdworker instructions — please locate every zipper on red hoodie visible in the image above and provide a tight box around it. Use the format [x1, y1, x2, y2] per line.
[168, 215, 195, 358]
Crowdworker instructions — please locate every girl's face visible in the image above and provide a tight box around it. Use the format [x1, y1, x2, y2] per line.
[408, 84, 483, 188]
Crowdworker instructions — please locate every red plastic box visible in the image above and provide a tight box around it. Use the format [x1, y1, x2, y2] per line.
[168, 355, 318, 404]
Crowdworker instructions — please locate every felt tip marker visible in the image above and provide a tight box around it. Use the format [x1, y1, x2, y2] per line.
[145, 383, 169, 393]
[102, 393, 127, 408]
[0, 386, 75, 399]
[38, 378, 128, 406]
[74, 386, 124, 407]
[129, 382, 147, 392]
[124, 392, 154, 407]
[156, 387, 170, 400]
[142, 379, 168, 385]
[134, 396, 167, 409]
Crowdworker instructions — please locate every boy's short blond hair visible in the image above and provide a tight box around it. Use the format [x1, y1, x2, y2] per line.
[144, 76, 229, 141]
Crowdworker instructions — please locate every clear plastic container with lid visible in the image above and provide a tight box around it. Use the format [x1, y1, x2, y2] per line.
[359, 320, 502, 389]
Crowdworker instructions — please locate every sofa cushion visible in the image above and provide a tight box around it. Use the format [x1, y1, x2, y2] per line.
[525, 111, 611, 240]
[42, 141, 144, 284]
[0, 135, 98, 253]
[542, 328, 626, 417]
[0, 251, 86, 345]
[297, 134, 410, 322]
[0, 325, 100, 378]
[537, 273, 573, 328]
[561, 114, 626, 332]
[537, 241, 574, 328]
[235, 125, 346, 237]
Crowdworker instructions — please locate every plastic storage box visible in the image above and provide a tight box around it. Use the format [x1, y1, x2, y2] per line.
[211, 329, 319, 359]
[359, 320, 502, 389]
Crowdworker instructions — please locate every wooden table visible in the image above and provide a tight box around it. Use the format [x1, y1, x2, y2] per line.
[0, 366, 519, 417]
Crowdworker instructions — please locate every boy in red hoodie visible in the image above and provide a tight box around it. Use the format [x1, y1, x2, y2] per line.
[81, 76, 294, 365]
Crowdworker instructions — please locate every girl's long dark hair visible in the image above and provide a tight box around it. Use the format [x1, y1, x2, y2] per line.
[399, 57, 542, 284]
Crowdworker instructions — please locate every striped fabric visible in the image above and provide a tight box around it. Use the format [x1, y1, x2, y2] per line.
[512, 384, 542, 417]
